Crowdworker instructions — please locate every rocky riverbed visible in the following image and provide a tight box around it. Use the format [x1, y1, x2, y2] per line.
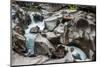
[11, 1, 96, 66]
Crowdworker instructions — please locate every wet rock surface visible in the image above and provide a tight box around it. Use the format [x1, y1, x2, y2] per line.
[11, 1, 96, 66]
[33, 14, 44, 22]
[30, 26, 40, 33]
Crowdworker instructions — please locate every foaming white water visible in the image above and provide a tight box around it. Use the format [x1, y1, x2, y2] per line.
[69, 46, 87, 60]
[24, 12, 45, 55]
[25, 12, 45, 34]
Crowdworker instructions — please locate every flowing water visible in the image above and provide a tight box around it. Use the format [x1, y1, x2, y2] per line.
[69, 46, 87, 60]
[24, 11, 87, 59]
[24, 12, 45, 55]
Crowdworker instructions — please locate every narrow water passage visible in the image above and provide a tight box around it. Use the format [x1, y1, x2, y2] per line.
[24, 12, 45, 55]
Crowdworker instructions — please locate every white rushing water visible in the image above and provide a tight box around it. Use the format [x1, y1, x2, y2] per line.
[22, 9, 87, 59]
[69, 46, 87, 60]
[24, 12, 45, 55]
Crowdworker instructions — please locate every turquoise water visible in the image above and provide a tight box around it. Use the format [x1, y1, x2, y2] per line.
[24, 12, 45, 55]
[70, 46, 87, 60]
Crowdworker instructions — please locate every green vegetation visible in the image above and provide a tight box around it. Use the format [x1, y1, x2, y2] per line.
[68, 4, 77, 10]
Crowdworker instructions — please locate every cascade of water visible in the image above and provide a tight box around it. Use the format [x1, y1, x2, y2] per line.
[24, 12, 45, 56]
[69, 46, 87, 60]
